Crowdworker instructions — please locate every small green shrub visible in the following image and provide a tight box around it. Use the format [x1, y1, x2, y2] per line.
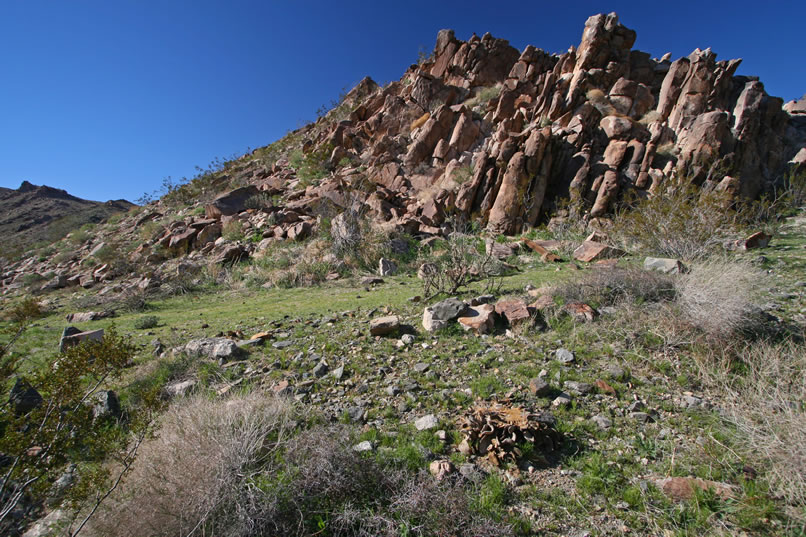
[222, 220, 245, 241]
[610, 180, 749, 260]
[133, 315, 159, 330]
[289, 143, 333, 187]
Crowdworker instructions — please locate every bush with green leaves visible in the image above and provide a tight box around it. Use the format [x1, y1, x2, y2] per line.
[289, 143, 333, 187]
[610, 180, 753, 260]
[133, 315, 159, 330]
[0, 316, 160, 536]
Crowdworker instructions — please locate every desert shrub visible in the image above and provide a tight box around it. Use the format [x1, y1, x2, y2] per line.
[0, 327, 157, 536]
[52, 250, 75, 265]
[610, 181, 749, 260]
[330, 205, 414, 274]
[222, 220, 245, 241]
[464, 85, 502, 110]
[418, 221, 506, 298]
[93, 243, 129, 270]
[85, 392, 297, 537]
[586, 88, 617, 116]
[289, 143, 333, 187]
[87, 394, 511, 537]
[133, 315, 159, 330]
[674, 258, 762, 341]
[638, 110, 662, 125]
[708, 339, 806, 523]
[410, 112, 430, 131]
[550, 266, 676, 308]
[243, 192, 278, 211]
[68, 229, 91, 246]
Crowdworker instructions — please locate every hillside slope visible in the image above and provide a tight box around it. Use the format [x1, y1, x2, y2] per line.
[0, 181, 133, 258]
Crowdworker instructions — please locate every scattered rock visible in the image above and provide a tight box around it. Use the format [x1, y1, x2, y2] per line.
[457, 304, 496, 334]
[414, 414, 439, 431]
[429, 459, 455, 480]
[422, 298, 468, 332]
[551, 393, 572, 407]
[312, 361, 329, 378]
[378, 257, 398, 276]
[163, 379, 197, 399]
[65, 311, 114, 323]
[494, 299, 533, 327]
[742, 231, 771, 250]
[573, 241, 625, 262]
[184, 337, 242, 364]
[92, 390, 121, 420]
[9, 378, 43, 415]
[369, 315, 401, 336]
[528, 378, 551, 397]
[563, 381, 593, 396]
[592, 414, 612, 430]
[555, 348, 575, 363]
[656, 476, 735, 502]
[353, 441, 374, 453]
[644, 257, 686, 274]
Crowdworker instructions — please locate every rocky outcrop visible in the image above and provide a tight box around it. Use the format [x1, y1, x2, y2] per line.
[3, 13, 804, 297]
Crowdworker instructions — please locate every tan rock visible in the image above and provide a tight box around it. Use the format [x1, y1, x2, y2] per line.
[370, 315, 401, 336]
[488, 152, 529, 235]
[494, 299, 533, 327]
[458, 304, 496, 334]
[656, 476, 735, 502]
[572, 241, 624, 262]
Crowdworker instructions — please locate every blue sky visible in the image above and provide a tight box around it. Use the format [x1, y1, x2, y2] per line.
[1, 1, 803, 203]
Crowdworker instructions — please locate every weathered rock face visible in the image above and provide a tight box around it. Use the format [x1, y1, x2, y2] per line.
[281, 11, 803, 238]
[4, 13, 804, 297]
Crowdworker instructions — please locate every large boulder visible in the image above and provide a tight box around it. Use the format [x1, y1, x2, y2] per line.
[205, 186, 259, 218]
[183, 338, 242, 364]
[423, 298, 468, 332]
[9, 378, 43, 415]
[457, 304, 496, 334]
[369, 315, 401, 336]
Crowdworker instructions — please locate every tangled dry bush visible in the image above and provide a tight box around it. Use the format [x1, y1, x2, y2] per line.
[674, 257, 763, 341]
[87, 393, 510, 537]
[706, 339, 806, 523]
[549, 266, 676, 309]
[610, 181, 749, 260]
[87, 392, 297, 537]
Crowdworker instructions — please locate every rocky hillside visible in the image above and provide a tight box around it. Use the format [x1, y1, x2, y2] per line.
[2, 12, 805, 296]
[0, 181, 133, 258]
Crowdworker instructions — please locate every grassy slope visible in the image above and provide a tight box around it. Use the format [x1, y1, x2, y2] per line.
[3, 221, 805, 536]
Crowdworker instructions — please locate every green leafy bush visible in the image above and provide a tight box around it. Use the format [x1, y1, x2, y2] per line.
[610, 181, 749, 260]
[133, 315, 159, 330]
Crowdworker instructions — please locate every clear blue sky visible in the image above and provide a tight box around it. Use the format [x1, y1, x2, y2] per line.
[1, 1, 803, 203]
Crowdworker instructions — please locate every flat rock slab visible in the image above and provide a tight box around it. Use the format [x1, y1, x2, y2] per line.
[644, 257, 685, 274]
[573, 241, 625, 262]
[65, 311, 113, 323]
[60, 328, 104, 351]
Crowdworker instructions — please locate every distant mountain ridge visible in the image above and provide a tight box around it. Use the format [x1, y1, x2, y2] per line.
[0, 181, 133, 257]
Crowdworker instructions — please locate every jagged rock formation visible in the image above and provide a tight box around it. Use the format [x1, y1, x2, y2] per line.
[260, 12, 804, 236]
[2, 13, 805, 294]
[0, 181, 133, 255]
